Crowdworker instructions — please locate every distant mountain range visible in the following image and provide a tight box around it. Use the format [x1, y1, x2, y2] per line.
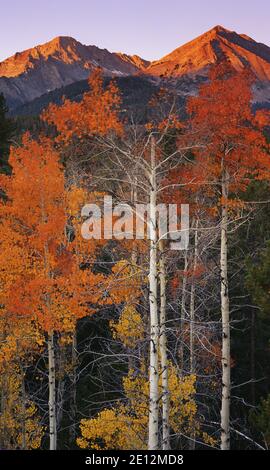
[1, 25, 270, 114]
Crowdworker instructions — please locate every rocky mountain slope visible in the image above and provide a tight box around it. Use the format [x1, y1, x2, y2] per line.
[144, 26, 270, 104]
[0, 36, 149, 109]
[146, 25, 270, 80]
[1, 26, 270, 113]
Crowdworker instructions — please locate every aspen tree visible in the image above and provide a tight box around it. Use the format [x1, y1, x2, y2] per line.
[186, 65, 270, 449]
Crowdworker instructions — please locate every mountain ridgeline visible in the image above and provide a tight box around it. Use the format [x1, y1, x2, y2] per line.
[2, 25, 270, 115]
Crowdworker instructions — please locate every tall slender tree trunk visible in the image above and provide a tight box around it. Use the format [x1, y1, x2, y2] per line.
[69, 331, 78, 447]
[179, 250, 188, 376]
[189, 219, 198, 376]
[42, 206, 57, 451]
[189, 220, 198, 451]
[48, 332, 57, 450]
[220, 164, 230, 450]
[148, 135, 159, 450]
[57, 343, 65, 432]
[159, 240, 170, 450]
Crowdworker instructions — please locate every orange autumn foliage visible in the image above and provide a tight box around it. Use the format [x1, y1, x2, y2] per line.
[183, 65, 270, 198]
[0, 135, 110, 336]
[42, 68, 123, 143]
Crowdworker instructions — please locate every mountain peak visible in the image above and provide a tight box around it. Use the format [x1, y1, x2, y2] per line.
[146, 25, 270, 81]
[209, 25, 230, 34]
[47, 35, 78, 48]
[0, 34, 148, 82]
[34, 36, 84, 61]
[0, 36, 83, 78]
[192, 25, 232, 42]
[0, 36, 148, 109]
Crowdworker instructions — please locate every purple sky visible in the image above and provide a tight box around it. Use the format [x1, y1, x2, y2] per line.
[1, 0, 270, 62]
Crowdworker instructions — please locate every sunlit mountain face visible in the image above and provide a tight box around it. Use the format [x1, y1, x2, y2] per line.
[145, 25, 270, 80]
[2, 25, 270, 112]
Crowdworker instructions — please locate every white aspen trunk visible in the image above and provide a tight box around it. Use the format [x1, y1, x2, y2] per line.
[69, 332, 77, 446]
[159, 240, 170, 450]
[179, 249, 188, 376]
[41, 203, 57, 451]
[148, 135, 160, 450]
[48, 332, 57, 450]
[131, 177, 138, 268]
[189, 220, 198, 451]
[220, 164, 230, 450]
[56, 345, 65, 434]
[189, 219, 198, 375]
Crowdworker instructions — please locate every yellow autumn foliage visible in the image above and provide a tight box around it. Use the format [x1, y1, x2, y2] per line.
[0, 367, 44, 449]
[77, 363, 198, 450]
[108, 260, 142, 304]
[110, 305, 144, 348]
[77, 298, 217, 450]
